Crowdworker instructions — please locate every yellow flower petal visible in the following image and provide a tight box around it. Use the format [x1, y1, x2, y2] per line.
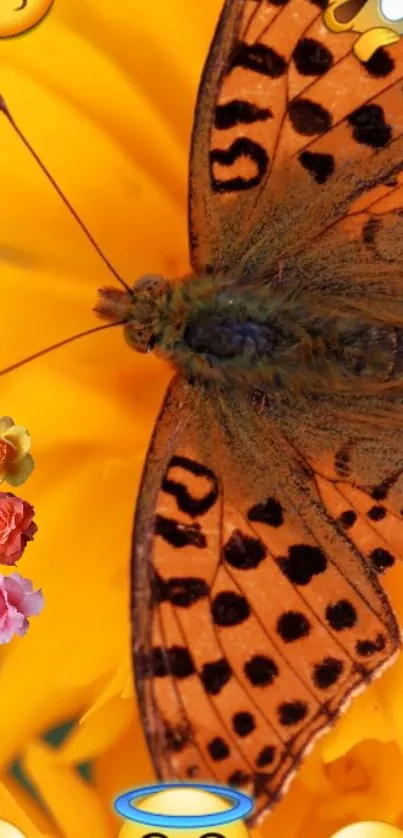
[317, 741, 403, 825]
[0, 777, 55, 837]
[23, 740, 111, 838]
[2, 0, 403, 835]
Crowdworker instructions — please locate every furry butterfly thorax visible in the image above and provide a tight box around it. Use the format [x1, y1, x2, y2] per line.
[96, 238, 403, 397]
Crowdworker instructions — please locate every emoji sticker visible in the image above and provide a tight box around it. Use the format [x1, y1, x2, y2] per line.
[324, 0, 403, 61]
[0, 0, 53, 38]
[114, 782, 253, 838]
[0, 822, 28, 838]
[331, 823, 403, 838]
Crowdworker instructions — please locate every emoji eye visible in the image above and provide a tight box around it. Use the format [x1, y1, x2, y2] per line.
[143, 833, 168, 838]
[200, 833, 226, 838]
[380, 0, 403, 21]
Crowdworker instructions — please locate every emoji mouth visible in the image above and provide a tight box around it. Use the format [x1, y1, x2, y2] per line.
[333, 0, 368, 23]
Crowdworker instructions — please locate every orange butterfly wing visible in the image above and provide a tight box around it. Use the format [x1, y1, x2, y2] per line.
[189, 0, 403, 272]
[132, 380, 400, 821]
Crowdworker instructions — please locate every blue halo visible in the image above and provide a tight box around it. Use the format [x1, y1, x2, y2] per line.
[114, 782, 254, 828]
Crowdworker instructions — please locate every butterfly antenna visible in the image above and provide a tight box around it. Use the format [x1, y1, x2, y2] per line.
[0, 94, 133, 295]
[0, 321, 125, 376]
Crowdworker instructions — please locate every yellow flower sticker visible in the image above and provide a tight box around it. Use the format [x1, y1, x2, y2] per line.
[0, 416, 34, 486]
[0, 0, 53, 39]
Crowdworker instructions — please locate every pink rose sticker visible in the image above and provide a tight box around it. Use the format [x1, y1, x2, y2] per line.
[0, 492, 37, 565]
[0, 573, 44, 644]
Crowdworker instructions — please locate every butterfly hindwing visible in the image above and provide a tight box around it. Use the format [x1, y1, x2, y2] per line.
[132, 385, 400, 821]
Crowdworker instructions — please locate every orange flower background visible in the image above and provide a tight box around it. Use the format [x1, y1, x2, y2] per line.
[2, 1, 403, 836]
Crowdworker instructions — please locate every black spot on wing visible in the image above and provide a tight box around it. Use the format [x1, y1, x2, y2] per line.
[223, 529, 266, 569]
[339, 509, 357, 529]
[137, 646, 169, 678]
[210, 138, 269, 193]
[212, 591, 250, 626]
[335, 444, 351, 477]
[186, 764, 200, 778]
[299, 150, 335, 183]
[370, 547, 395, 573]
[248, 497, 284, 527]
[256, 745, 276, 767]
[201, 658, 232, 695]
[253, 771, 276, 799]
[312, 657, 344, 689]
[228, 769, 251, 787]
[372, 476, 395, 500]
[356, 634, 386, 656]
[229, 41, 287, 78]
[288, 99, 332, 136]
[161, 577, 210, 607]
[347, 104, 392, 148]
[278, 700, 309, 726]
[215, 100, 272, 130]
[364, 47, 395, 78]
[278, 544, 327, 585]
[164, 721, 193, 753]
[367, 505, 386, 521]
[244, 654, 279, 686]
[138, 645, 195, 679]
[155, 515, 206, 549]
[168, 646, 196, 678]
[292, 38, 333, 76]
[162, 455, 219, 518]
[232, 711, 256, 737]
[326, 599, 357, 630]
[208, 737, 230, 761]
[277, 610, 311, 642]
[362, 216, 382, 245]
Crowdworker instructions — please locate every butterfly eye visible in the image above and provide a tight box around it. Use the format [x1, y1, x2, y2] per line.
[380, 0, 403, 21]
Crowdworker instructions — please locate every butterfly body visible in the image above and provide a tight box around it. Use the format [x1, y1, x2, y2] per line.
[97, 273, 403, 393]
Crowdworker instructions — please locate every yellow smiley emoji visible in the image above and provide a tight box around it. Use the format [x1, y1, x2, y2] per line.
[324, 0, 403, 61]
[0, 0, 53, 38]
[0, 821, 28, 838]
[331, 823, 403, 838]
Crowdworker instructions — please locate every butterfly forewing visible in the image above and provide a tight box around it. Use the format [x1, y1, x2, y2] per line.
[189, 0, 403, 272]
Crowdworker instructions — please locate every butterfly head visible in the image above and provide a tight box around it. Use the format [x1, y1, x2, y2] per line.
[94, 274, 170, 353]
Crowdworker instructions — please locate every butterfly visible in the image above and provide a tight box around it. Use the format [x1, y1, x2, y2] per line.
[2, 0, 403, 826]
[97, 0, 403, 823]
